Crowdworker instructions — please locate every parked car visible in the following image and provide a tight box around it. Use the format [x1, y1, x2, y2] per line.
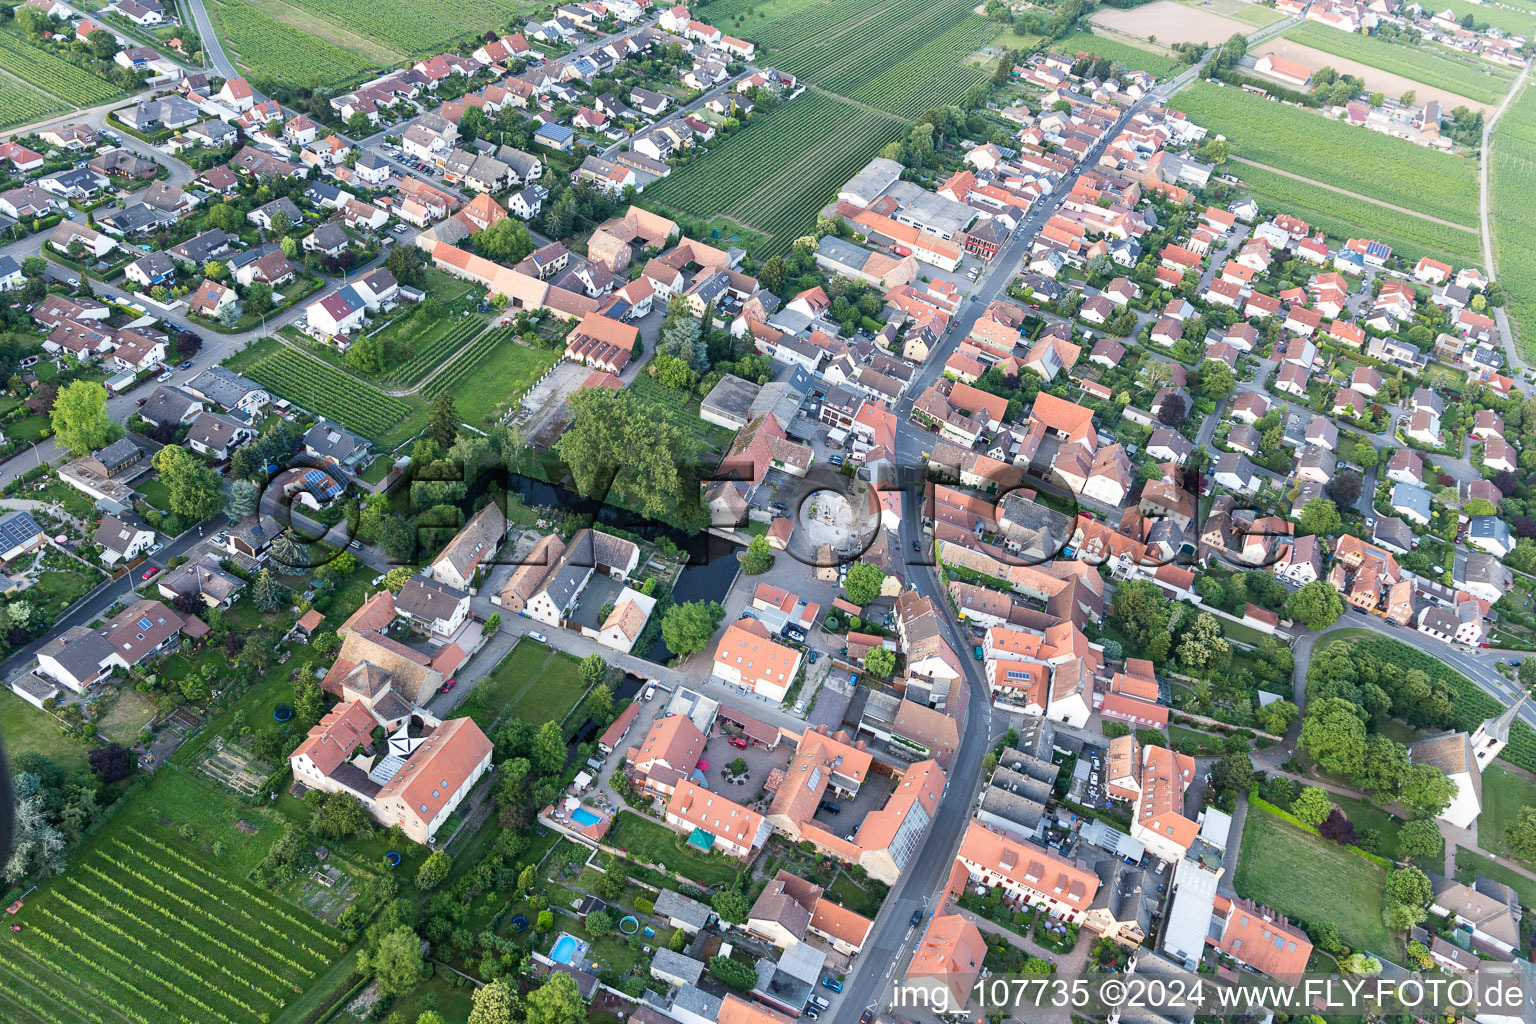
[819, 800, 840, 815]
[141, 567, 159, 580]
[823, 978, 843, 993]
[439, 678, 456, 693]
[528, 632, 549, 644]
[910, 909, 923, 926]
[178, 360, 192, 370]
[729, 736, 747, 749]
[793, 700, 806, 715]
[811, 996, 831, 1010]
[803, 1008, 818, 1020]
[156, 371, 172, 383]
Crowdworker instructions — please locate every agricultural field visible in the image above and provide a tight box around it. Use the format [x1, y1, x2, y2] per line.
[264, 0, 533, 59]
[1435, 0, 1536, 37]
[429, 327, 559, 428]
[1280, 22, 1516, 106]
[0, 76, 67, 132]
[0, 30, 122, 107]
[3, 817, 341, 1024]
[1233, 161, 1484, 265]
[227, 340, 413, 440]
[1491, 80, 1536, 359]
[394, 316, 487, 385]
[1051, 30, 1183, 77]
[1171, 82, 1480, 226]
[645, 90, 905, 253]
[206, 0, 372, 89]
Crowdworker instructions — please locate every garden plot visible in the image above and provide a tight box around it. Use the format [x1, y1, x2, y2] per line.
[198, 735, 274, 796]
[1090, 1, 1251, 44]
[1251, 37, 1489, 112]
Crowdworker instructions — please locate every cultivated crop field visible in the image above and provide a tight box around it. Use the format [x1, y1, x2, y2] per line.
[1282, 22, 1515, 106]
[1234, 162, 1483, 265]
[1492, 82, 1536, 358]
[3, 827, 340, 1024]
[208, 0, 372, 88]
[1053, 30, 1183, 76]
[1171, 82, 1480, 226]
[232, 344, 412, 438]
[275, 0, 532, 58]
[0, 77, 67, 132]
[646, 90, 905, 253]
[395, 316, 487, 385]
[0, 30, 121, 108]
[1435, 0, 1536, 37]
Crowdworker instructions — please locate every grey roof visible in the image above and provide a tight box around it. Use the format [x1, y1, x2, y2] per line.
[1458, 549, 1513, 591]
[303, 420, 367, 461]
[37, 624, 113, 682]
[394, 577, 469, 622]
[92, 437, 141, 473]
[649, 948, 704, 986]
[997, 746, 1059, 785]
[1371, 515, 1415, 553]
[700, 373, 760, 424]
[307, 222, 349, 250]
[229, 512, 281, 550]
[1391, 481, 1432, 519]
[654, 889, 711, 929]
[139, 385, 202, 427]
[841, 156, 902, 204]
[187, 366, 265, 409]
[671, 985, 721, 1019]
[0, 510, 42, 552]
[128, 251, 175, 280]
[185, 411, 249, 451]
[979, 784, 1045, 831]
[170, 229, 234, 263]
[93, 512, 152, 554]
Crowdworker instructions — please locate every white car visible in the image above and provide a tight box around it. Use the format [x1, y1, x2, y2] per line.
[156, 371, 172, 383]
[529, 632, 549, 644]
[793, 700, 806, 715]
[372, 574, 386, 586]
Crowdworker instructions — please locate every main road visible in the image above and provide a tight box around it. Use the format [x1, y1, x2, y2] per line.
[827, 63, 1213, 1023]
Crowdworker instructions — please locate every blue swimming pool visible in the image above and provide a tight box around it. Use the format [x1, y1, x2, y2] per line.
[571, 807, 601, 827]
[551, 934, 580, 964]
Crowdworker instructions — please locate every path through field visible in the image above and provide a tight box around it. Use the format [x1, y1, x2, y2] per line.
[1230, 155, 1484, 231]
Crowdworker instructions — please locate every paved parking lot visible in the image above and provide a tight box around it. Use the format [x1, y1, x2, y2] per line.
[807, 770, 896, 840]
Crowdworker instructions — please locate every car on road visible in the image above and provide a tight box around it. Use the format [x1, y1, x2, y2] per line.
[528, 632, 549, 644]
[439, 678, 456, 693]
[912, 539, 920, 551]
[178, 361, 192, 370]
[729, 736, 747, 749]
[823, 978, 842, 993]
[156, 371, 172, 383]
[141, 567, 159, 580]
[911, 909, 923, 926]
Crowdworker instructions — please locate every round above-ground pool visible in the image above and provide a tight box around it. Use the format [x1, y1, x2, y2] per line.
[385, 851, 402, 866]
[511, 915, 528, 932]
[273, 705, 293, 722]
[619, 915, 639, 935]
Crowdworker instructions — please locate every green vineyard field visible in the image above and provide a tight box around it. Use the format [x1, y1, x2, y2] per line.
[0, 30, 121, 107]
[0, 77, 67, 131]
[279, 0, 530, 57]
[239, 345, 411, 438]
[1171, 82, 1480, 227]
[1491, 82, 1536, 358]
[208, 0, 372, 88]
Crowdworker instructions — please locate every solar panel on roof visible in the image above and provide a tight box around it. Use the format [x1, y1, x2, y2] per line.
[137, 618, 152, 630]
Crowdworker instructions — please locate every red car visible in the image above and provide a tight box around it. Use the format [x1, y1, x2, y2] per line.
[141, 567, 159, 580]
[439, 678, 457, 693]
[729, 736, 748, 749]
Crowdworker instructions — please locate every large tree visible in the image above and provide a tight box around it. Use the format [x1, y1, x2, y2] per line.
[1286, 579, 1344, 630]
[50, 380, 122, 456]
[1298, 498, 1342, 537]
[524, 973, 585, 1024]
[741, 534, 774, 575]
[661, 600, 725, 657]
[1291, 786, 1333, 828]
[1107, 579, 1172, 652]
[359, 926, 425, 997]
[1505, 806, 1536, 860]
[151, 444, 224, 522]
[1299, 696, 1367, 775]
[1399, 762, 1455, 819]
[557, 386, 694, 519]
[468, 977, 521, 1024]
[1398, 819, 1443, 860]
[842, 561, 886, 605]
[864, 646, 896, 678]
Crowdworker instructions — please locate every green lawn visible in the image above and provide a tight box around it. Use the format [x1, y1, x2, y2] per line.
[1168, 725, 1230, 756]
[451, 338, 560, 429]
[1326, 792, 1439, 866]
[1455, 847, 1536, 909]
[40, 480, 96, 519]
[136, 477, 173, 513]
[96, 688, 158, 745]
[1476, 765, 1536, 862]
[1234, 804, 1393, 952]
[0, 687, 88, 770]
[605, 810, 742, 888]
[825, 871, 883, 916]
[452, 640, 588, 732]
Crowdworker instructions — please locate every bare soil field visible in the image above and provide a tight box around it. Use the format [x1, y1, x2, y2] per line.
[1250, 37, 1489, 111]
[1090, 1, 1252, 44]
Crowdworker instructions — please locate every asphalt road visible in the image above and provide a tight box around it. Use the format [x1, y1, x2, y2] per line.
[826, 69, 1207, 1024]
